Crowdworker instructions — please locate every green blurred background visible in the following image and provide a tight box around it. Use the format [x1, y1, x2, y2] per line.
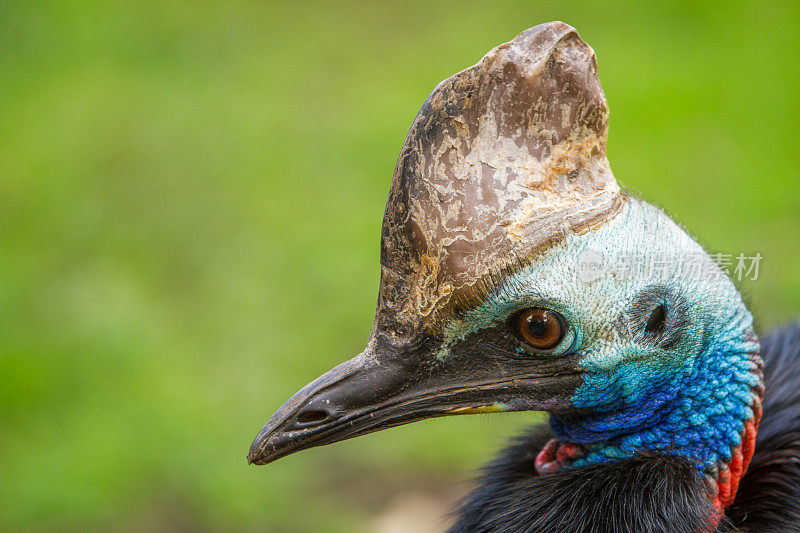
[2, 1, 798, 531]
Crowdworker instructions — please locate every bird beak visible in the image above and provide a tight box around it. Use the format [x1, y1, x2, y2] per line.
[247, 349, 579, 465]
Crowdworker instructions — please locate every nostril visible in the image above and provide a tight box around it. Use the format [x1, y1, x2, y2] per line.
[296, 409, 330, 425]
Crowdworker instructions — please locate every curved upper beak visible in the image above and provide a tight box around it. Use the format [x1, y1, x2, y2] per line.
[247, 349, 579, 465]
[247, 351, 404, 465]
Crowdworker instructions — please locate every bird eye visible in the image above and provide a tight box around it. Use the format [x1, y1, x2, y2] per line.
[514, 308, 566, 350]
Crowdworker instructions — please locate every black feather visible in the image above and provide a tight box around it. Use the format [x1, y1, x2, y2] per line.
[449, 426, 718, 532]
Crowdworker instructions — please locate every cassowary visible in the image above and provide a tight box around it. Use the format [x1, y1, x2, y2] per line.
[248, 22, 800, 532]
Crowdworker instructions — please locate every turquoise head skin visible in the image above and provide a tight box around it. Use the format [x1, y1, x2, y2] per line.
[439, 198, 763, 479]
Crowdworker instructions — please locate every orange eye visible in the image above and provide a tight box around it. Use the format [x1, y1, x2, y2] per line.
[515, 308, 566, 350]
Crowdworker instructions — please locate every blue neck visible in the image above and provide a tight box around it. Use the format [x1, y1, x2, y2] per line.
[550, 332, 762, 473]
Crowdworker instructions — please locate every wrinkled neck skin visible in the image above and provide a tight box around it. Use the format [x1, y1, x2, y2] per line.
[545, 321, 763, 512]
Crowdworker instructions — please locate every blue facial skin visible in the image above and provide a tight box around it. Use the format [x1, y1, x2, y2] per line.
[439, 198, 762, 474]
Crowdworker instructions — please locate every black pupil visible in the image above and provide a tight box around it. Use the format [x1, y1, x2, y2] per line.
[528, 319, 548, 337]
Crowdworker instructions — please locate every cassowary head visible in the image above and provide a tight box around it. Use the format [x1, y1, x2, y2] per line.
[248, 23, 762, 508]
